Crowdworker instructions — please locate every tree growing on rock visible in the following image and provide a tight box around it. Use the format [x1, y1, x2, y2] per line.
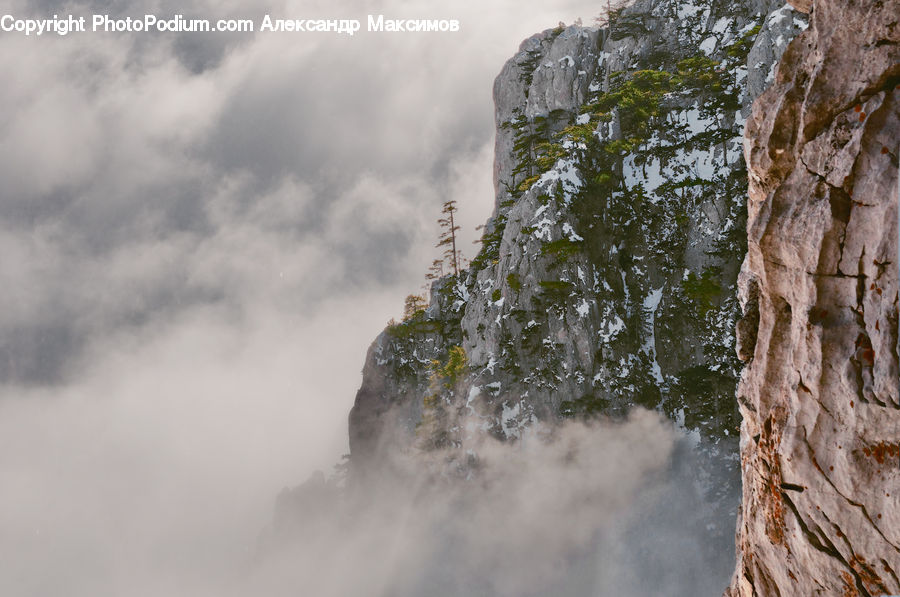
[403, 294, 428, 321]
[425, 258, 445, 281]
[416, 345, 468, 451]
[436, 200, 462, 276]
[594, 0, 630, 27]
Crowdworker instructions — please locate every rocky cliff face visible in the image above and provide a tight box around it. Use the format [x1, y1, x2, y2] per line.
[347, 3, 813, 557]
[727, 0, 900, 595]
[350, 0, 803, 483]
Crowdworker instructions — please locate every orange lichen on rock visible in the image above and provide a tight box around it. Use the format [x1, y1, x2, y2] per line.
[862, 442, 900, 465]
[760, 414, 788, 544]
[841, 571, 858, 597]
[850, 555, 889, 595]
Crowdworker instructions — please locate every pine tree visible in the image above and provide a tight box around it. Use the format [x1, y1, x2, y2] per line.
[426, 259, 445, 281]
[436, 200, 462, 276]
[403, 294, 427, 321]
[594, 0, 629, 27]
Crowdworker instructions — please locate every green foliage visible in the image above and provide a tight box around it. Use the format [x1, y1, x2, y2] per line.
[536, 280, 574, 313]
[559, 121, 597, 145]
[436, 200, 462, 276]
[538, 279, 573, 293]
[415, 345, 469, 450]
[516, 47, 543, 91]
[503, 109, 574, 199]
[518, 174, 542, 192]
[430, 345, 468, 388]
[506, 273, 522, 293]
[560, 392, 611, 418]
[667, 365, 740, 439]
[594, 69, 675, 140]
[534, 140, 568, 172]
[497, 326, 523, 378]
[470, 213, 506, 272]
[540, 237, 584, 262]
[683, 269, 723, 315]
[508, 308, 544, 358]
[405, 5, 766, 441]
[386, 317, 439, 340]
[676, 55, 723, 92]
[536, 5, 768, 436]
[402, 294, 427, 321]
[608, 11, 649, 41]
[593, 0, 629, 29]
[726, 24, 761, 60]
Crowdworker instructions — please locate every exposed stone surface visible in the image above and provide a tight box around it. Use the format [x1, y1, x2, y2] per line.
[745, 4, 808, 107]
[727, 0, 900, 594]
[347, 10, 814, 581]
[350, 0, 803, 468]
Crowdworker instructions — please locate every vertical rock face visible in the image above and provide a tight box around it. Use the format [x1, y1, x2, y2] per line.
[347, 11, 813, 566]
[350, 0, 805, 466]
[728, 0, 900, 594]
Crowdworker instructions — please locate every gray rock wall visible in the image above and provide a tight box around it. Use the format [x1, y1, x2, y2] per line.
[349, 0, 804, 476]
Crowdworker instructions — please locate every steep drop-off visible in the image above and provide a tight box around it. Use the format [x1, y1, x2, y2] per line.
[350, 0, 805, 460]
[727, 0, 900, 594]
[348, 1, 805, 552]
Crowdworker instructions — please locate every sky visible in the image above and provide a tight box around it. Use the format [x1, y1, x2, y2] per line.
[0, 0, 609, 594]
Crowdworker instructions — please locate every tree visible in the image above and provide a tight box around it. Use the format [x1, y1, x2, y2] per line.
[416, 345, 468, 450]
[403, 294, 428, 321]
[594, 0, 629, 27]
[436, 199, 462, 276]
[431, 345, 468, 388]
[426, 258, 445, 281]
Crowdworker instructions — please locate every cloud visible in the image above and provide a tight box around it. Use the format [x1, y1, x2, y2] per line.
[0, 287, 393, 597]
[253, 410, 736, 597]
[0, 0, 603, 383]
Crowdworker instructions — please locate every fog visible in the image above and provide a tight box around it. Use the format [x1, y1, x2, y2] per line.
[252, 410, 736, 597]
[0, 0, 736, 595]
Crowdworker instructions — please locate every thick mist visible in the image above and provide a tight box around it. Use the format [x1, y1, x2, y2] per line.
[252, 410, 737, 597]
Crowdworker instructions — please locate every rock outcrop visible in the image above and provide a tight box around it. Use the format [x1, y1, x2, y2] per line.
[727, 0, 900, 594]
[350, 0, 805, 466]
[346, 4, 811, 585]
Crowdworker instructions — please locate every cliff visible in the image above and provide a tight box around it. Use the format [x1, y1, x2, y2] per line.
[343, 2, 811, 584]
[350, 0, 805, 465]
[349, 0, 805, 512]
[727, 0, 900, 594]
